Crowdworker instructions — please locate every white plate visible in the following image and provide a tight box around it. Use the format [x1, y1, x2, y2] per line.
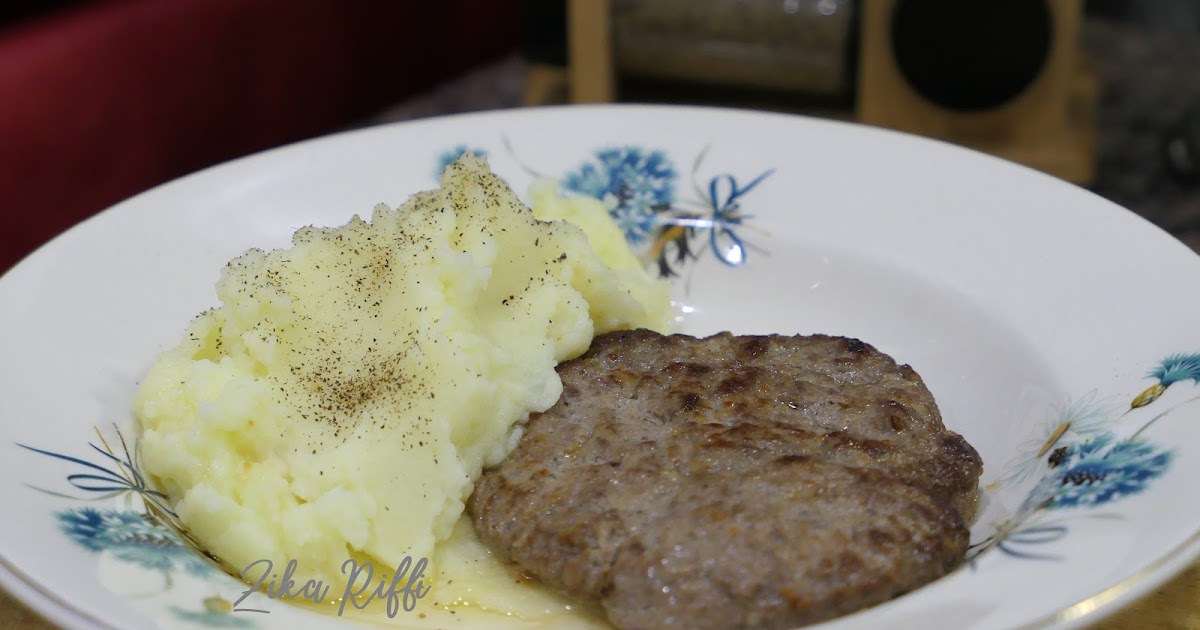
[2, 105, 1199, 630]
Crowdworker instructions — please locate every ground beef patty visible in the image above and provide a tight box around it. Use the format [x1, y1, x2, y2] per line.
[468, 330, 983, 630]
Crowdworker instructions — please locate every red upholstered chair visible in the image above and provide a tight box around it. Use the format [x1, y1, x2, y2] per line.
[0, 0, 521, 273]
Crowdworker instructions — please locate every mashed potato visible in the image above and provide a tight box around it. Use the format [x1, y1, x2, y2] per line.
[135, 155, 672, 591]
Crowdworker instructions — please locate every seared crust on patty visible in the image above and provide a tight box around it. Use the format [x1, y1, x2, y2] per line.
[468, 330, 982, 629]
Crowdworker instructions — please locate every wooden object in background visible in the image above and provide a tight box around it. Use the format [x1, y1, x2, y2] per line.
[607, 0, 853, 96]
[568, 0, 615, 103]
[551, 0, 1095, 183]
[523, 63, 570, 107]
[858, 0, 1095, 183]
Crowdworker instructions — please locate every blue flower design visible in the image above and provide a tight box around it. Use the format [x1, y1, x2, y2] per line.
[1149, 353, 1200, 386]
[562, 147, 677, 244]
[18, 430, 175, 517]
[989, 391, 1117, 492]
[991, 523, 1069, 561]
[1132, 352, 1200, 409]
[1044, 435, 1173, 509]
[435, 145, 489, 179]
[58, 507, 213, 577]
[972, 432, 1174, 562]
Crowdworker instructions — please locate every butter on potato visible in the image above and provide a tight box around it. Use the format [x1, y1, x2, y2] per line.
[135, 155, 672, 588]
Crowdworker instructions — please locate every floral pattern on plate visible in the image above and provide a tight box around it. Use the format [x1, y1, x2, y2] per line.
[437, 143, 774, 278]
[17, 428, 254, 628]
[970, 354, 1200, 560]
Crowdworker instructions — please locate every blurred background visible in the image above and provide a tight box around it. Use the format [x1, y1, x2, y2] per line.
[1, 0, 1199, 276]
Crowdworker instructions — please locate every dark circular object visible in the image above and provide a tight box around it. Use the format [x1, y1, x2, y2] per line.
[890, 0, 1053, 111]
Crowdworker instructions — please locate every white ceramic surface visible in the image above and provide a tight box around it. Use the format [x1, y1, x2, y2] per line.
[2, 105, 1199, 630]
